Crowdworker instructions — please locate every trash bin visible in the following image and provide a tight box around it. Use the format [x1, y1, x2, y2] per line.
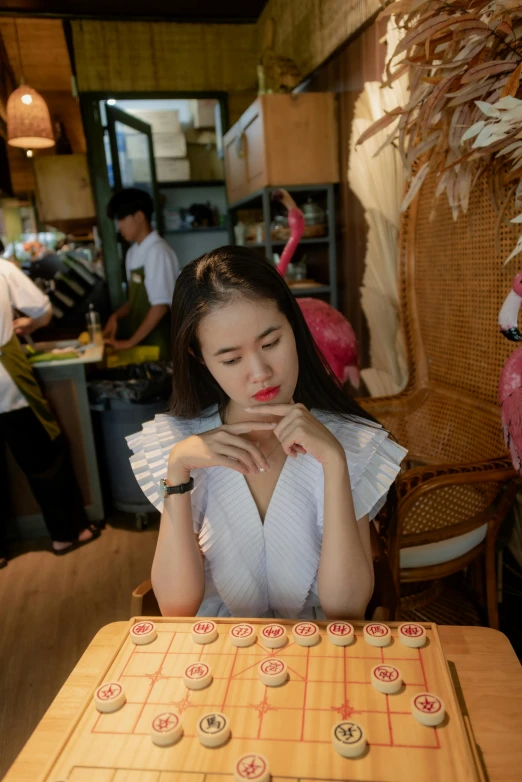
[88, 361, 171, 529]
[96, 398, 166, 526]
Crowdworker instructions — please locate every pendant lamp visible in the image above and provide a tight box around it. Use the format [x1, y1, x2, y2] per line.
[7, 22, 55, 150]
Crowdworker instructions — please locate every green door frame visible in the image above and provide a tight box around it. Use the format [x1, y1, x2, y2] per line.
[106, 104, 164, 237]
[80, 91, 229, 311]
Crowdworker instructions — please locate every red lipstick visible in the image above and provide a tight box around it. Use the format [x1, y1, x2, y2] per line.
[253, 386, 280, 402]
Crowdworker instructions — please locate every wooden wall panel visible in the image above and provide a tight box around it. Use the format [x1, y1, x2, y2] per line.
[71, 20, 258, 93]
[304, 16, 387, 368]
[228, 90, 258, 126]
[258, 0, 381, 79]
[0, 19, 71, 93]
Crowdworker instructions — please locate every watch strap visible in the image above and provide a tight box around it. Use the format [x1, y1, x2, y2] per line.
[162, 476, 194, 497]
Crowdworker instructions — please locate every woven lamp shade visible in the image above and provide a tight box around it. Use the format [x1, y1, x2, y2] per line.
[7, 86, 55, 149]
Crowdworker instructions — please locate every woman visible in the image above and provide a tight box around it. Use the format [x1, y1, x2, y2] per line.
[0, 259, 100, 568]
[128, 246, 406, 619]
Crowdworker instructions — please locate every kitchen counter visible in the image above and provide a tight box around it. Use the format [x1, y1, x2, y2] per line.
[25, 340, 104, 368]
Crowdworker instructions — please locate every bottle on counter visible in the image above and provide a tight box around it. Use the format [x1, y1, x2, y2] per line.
[86, 304, 103, 346]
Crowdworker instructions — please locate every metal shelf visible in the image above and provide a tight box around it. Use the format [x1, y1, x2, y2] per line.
[245, 237, 328, 248]
[228, 183, 331, 210]
[228, 183, 338, 308]
[290, 285, 331, 296]
[165, 226, 229, 235]
[272, 237, 328, 245]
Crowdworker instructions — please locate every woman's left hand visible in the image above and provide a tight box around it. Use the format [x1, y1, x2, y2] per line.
[245, 403, 345, 467]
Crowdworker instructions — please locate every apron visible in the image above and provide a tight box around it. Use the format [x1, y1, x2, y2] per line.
[118, 266, 171, 361]
[0, 333, 61, 440]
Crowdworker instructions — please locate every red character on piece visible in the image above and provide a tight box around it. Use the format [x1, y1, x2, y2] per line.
[153, 713, 178, 732]
[401, 624, 422, 637]
[194, 621, 214, 634]
[187, 663, 208, 679]
[233, 625, 252, 638]
[238, 755, 267, 779]
[97, 683, 121, 700]
[262, 659, 284, 675]
[367, 624, 387, 636]
[375, 666, 398, 681]
[331, 623, 349, 635]
[296, 624, 314, 635]
[415, 695, 441, 713]
[133, 622, 153, 635]
[263, 625, 283, 638]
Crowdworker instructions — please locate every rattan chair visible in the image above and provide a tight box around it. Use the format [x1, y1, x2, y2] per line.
[360, 172, 520, 628]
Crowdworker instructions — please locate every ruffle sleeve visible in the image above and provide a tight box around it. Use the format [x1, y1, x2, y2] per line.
[314, 412, 407, 524]
[126, 414, 207, 531]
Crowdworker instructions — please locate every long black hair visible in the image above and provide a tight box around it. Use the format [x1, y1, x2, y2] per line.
[169, 245, 378, 426]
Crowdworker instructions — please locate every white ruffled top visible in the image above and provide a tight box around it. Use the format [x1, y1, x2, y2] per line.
[127, 407, 407, 620]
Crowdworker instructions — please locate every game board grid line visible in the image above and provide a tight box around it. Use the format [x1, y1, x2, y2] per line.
[381, 647, 394, 748]
[300, 646, 310, 741]
[91, 635, 146, 734]
[132, 629, 177, 735]
[92, 704, 414, 715]
[89, 626, 441, 754]
[132, 649, 422, 663]
[85, 729, 440, 750]
[119, 674, 427, 686]
[221, 644, 239, 712]
[70, 764, 418, 781]
[417, 645, 440, 749]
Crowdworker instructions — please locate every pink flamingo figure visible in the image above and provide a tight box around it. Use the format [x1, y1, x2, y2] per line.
[498, 270, 522, 472]
[272, 189, 360, 388]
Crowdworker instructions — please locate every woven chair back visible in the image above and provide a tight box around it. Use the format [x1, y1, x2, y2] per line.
[395, 172, 519, 463]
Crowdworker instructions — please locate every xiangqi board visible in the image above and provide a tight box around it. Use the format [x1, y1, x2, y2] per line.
[41, 618, 482, 782]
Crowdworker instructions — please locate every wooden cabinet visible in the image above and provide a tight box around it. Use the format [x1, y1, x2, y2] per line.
[224, 93, 338, 205]
[33, 154, 96, 225]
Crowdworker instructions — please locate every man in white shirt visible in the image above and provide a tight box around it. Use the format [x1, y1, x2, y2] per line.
[0, 260, 101, 568]
[103, 188, 180, 360]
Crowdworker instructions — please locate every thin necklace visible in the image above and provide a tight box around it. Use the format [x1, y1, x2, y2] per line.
[262, 440, 283, 460]
[223, 408, 282, 462]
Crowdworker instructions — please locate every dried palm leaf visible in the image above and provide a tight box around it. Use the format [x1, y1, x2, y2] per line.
[359, 0, 522, 264]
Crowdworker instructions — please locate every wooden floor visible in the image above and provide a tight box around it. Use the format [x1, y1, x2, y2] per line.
[0, 516, 158, 780]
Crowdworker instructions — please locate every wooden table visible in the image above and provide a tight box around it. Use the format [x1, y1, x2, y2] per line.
[3, 624, 521, 781]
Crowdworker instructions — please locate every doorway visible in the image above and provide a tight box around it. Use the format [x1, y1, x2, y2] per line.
[80, 93, 230, 310]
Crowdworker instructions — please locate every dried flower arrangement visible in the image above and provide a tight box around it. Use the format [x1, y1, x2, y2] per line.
[357, 0, 522, 264]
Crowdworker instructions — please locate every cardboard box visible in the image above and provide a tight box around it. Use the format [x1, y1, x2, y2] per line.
[155, 158, 191, 182]
[190, 99, 217, 128]
[129, 158, 154, 182]
[126, 109, 181, 134]
[152, 132, 187, 158]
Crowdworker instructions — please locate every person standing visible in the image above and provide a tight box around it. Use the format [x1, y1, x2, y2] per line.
[103, 188, 180, 359]
[0, 259, 101, 568]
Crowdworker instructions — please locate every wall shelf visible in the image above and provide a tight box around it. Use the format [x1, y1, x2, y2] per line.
[165, 226, 229, 235]
[228, 183, 337, 308]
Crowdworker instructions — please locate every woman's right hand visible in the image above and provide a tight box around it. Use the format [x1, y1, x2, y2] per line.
[168, 421, 277, 478]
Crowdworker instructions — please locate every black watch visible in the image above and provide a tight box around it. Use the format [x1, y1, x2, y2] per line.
[162, 476, 194, 498]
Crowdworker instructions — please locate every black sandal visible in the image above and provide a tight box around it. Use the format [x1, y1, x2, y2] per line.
[52, 525, 101, 556]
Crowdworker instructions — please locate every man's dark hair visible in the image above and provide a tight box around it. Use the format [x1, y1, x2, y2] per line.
[106, 188, 154, 222]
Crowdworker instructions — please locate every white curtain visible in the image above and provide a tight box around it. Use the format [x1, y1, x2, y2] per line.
[348, 20, 409, 396]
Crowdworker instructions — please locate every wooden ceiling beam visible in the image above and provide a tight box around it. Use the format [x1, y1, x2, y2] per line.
[0, 1, 267, 23]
